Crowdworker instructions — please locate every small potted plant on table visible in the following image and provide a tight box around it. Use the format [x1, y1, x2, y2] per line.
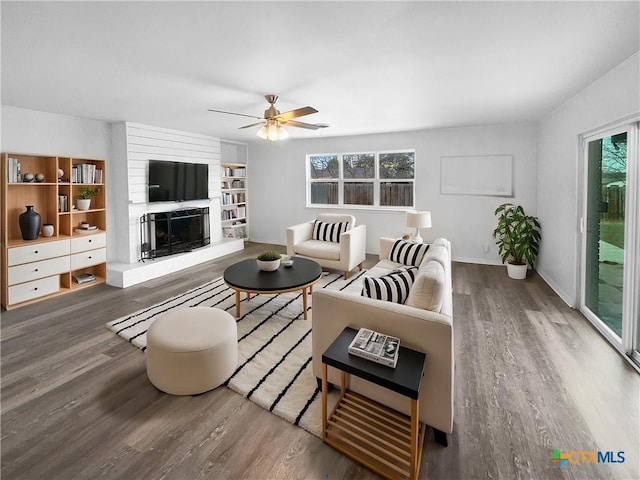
[75, 187, 100, 211]
[256, 251, 282, 271]
[493, 203, 541, 279]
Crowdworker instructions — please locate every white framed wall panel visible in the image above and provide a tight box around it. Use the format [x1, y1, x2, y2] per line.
[441, 154, 513, 196]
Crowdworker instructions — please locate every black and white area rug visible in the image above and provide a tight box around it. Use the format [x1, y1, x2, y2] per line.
[106, 271, 365, 437]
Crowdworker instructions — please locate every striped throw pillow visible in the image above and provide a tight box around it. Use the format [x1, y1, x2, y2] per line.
[312, 220, 350, 243]
[388, 239, 430, 267]
[361, 267, 418, 304]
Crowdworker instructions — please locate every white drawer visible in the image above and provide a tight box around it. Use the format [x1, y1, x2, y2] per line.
[8, 275, 60, 305]
[71, 232, 106, 253]
[8, 239, 70, 266]
[70, 248, 106, 270]
[8, 256, 71, 286]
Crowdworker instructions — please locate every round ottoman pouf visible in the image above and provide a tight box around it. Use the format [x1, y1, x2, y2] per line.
[146, 307, 238, 395]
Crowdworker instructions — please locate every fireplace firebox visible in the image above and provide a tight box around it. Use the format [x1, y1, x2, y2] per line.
[140, 207, 210, 260]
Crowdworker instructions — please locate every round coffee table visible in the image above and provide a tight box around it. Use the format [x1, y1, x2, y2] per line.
[223, 257, 323, 319]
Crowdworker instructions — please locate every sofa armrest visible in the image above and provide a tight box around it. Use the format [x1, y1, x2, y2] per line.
[339, 224, 366, 269]
[379, 236, 397, 261]
[312, 288, 454, 433]
[286, 221, 314, 255]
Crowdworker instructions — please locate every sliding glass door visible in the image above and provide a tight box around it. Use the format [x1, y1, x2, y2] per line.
[582, 121, 639, 366]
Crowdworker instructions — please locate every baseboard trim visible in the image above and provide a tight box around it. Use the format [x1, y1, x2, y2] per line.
[106, 238, 244, 288]
[452, 256, 503, 266]
[535, 267, 576, 308]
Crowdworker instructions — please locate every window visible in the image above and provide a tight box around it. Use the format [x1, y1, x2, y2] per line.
[309, 155, 339, 204]
[307, 150, 415, 209]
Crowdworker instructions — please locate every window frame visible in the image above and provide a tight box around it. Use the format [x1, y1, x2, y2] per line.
[306, 149, 416, 210]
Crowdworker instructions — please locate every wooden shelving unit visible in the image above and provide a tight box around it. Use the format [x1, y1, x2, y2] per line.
[1, 153, 107, 310]
[220, 163, 248, 240]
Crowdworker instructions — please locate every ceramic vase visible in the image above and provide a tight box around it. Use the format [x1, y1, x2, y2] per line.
[42, 224, 54, 237]
[19, 205, 41, 240]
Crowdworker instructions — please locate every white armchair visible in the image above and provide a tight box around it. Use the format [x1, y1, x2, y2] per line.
[286, 213, 366, 279]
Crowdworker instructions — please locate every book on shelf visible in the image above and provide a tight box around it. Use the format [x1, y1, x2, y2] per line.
[222, 192, 232, 205]
[222, 224, 247, 239]
[73, 273, 96, 285]
[222, 166, 246, 177]
[58, 194, 68, 213]
[6, 157, 22, 183]
[74, 227, 100, 234]
[72, 163, 98, 183]
[348, 328, 400, 368]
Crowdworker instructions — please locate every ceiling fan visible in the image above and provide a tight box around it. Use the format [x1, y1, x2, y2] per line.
[208, 94, 328, 141]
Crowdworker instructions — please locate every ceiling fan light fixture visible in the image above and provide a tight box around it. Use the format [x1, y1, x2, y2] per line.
[267, 123, 279, 141]
[210, 94, 327, 140]
[258, 120, 287, 141]
[256, 125, 269, 139]
[277, 125, 288, 140]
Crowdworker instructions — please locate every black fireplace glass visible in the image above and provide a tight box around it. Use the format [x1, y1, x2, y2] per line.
[140, 207, 210, 259]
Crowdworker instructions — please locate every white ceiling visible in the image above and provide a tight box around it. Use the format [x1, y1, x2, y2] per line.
[2, 1, 639, 143]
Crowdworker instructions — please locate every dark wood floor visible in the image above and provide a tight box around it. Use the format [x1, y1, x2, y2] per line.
[2, 243, 638, 479]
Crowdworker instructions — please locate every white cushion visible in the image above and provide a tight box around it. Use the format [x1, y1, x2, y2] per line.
[294, 239, 340, 260]
[406, 260, 446, 312]
[316, 213, 356, 227]
[420, 244, 449, 269]
[374, 259, 404, 271]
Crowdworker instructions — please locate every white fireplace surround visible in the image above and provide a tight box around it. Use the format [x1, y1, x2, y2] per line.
[106, 122, 244, 288]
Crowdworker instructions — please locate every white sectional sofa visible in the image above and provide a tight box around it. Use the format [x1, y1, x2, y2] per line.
[312, 237, 454, 444]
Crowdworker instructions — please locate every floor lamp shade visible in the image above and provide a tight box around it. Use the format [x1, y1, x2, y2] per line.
[406, 211, 431, 243]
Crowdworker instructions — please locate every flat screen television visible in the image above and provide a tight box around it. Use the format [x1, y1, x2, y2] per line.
[148, 160, 209, 202]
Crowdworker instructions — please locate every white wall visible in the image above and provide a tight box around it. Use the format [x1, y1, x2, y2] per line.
[537, 53, 640, 306]
[221, 140, 248, 165]
[247, 122, 538, 263]
[0, 106, 111, 158]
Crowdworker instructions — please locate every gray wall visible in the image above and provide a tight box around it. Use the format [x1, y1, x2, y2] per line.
[536, 52, 640, 306]
[247, 122, 538, 263]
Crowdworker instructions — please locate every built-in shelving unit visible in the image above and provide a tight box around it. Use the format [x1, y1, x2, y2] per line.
[220, 163, 248, 240]
[1, 153, 107, 310]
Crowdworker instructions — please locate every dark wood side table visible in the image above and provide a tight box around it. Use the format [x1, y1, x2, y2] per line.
[321, 327, 427, 480]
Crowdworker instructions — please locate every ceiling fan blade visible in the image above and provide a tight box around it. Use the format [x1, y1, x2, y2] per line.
[273, 106, 318, 122]
[208, 108, 263, 120]
[238, 121, 265, 129]
[282, 120, 328, 130]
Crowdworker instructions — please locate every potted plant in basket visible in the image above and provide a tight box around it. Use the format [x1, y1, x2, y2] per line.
[256, 251, 282, 271]
[493, 203, 541, 279]
[75, 187, 100, 211]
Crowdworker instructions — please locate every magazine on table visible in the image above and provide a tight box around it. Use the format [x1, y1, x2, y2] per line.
[348, 328, 400, 368]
